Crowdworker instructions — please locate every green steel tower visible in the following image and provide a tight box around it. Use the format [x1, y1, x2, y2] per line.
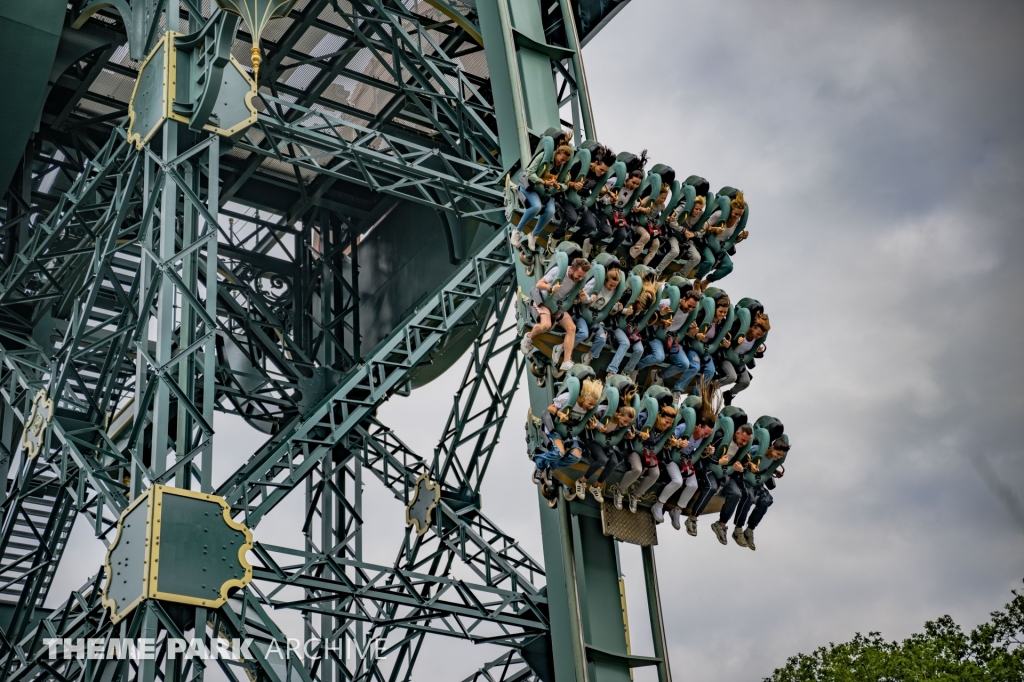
[0, 0, 695, 680]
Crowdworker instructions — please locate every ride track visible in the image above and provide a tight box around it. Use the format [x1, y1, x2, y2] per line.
[0, 0, 778, 680]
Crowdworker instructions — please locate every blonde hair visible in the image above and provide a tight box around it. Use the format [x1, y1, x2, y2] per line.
[580, 378, 603, 403]
[616, 405, 636, 421]
[555, 144, 574, 159]
[730, 191, 746, 211]
[635, 280, 658, 313]
[694, 195, 707, 206]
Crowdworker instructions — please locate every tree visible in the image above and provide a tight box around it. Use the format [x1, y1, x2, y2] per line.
[767, 581, 1024, 681]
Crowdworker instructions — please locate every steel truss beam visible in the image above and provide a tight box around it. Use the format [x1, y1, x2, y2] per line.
[250, 543, 546, 646]
[216, 226, 514, 527]
[241, 96, 504, 227]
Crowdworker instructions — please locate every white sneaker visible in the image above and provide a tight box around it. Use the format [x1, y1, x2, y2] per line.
[672, 391, 684, 408]
[590, 485, 604, 503]
[670, 507, 682, 530]
[582, 238, 592, 258]
[651, 502, 665, 524]
[559, 360, 574, 372]
[743, 528, 756, 551]
[551, 344, 563, 366]
[520, 336, 533, 355]
[575, 478, 586, 498]
[650, 369, 663, 386]
[711, 521, 728, 545]
[613, 488, 623, 510]
[685, 516, 697, 536]
[628, 494, 638, 514]
[527, 233, 537, 252]
[582, 352, 593, 365]
[532, 468, 543, 484]
[547, 237, 560, 254]
[511, 230, 522, 247]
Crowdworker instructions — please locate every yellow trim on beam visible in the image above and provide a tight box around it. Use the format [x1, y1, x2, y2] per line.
[424, 0, 483, 46]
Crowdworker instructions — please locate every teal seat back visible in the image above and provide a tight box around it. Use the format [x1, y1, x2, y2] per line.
[737, 298, 768, 359]
[694, 413, 735, 465]
[541, 249, 584, 312]
[609, 273, 645, 329]
[754, 415, 785, 442]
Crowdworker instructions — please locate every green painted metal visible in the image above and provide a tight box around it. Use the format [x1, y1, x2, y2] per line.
[104, 497, 150, 621]
[477, 0, 597, 170]
[0, 0, 646, 679]
[642, 545, 673, 682]
[0, 0, 66, 196]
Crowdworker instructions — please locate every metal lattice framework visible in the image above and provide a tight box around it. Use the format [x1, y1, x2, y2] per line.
[0, 0, 634, 680]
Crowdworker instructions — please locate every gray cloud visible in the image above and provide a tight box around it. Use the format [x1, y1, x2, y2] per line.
[48, 1, 1024, 680]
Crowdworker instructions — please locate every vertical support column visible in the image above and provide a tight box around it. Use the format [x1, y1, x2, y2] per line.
[476, 0, 531, 168]
[133, 153, 154, 501]
[557, 0, 596, 141]
[175, 156, 196, 489]
[641, 546, 673, 682]
[150, 122, 178, 475]
[321, 454, 334, 682]
[0, 396, 14, 506]
[201, 136, 219, 493]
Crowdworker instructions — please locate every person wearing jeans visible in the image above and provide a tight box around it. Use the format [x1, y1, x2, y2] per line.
[512, 144, 572, 249]
[733, 434, 790, 551]
[607, 327, 643, 375]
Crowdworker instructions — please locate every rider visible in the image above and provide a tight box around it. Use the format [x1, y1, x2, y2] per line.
[521, 257, 592, 371]
[513, 144, 573, 252]
[533, 378, 602, 482]
[733, 426, 790, 550]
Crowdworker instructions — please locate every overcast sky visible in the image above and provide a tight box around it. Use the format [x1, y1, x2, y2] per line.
[51, 0, 1024, 680]
[374, 1, 1024, 677]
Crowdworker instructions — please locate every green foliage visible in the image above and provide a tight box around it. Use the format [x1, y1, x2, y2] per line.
[766, 582, 1024, 681]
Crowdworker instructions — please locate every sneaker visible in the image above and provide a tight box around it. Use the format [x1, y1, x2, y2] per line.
[649, 369, 663, 386]
[575, 478, 586, 498]
[546, 237, 560, 254]
[532, 468, 544, 484]
[582, 238, 592, 258]
[559, 360, 574, 372]
[723, 391, 733, 406]
[590, 485, 604, 503]
[562, 484, 577, 501]
[651, 502, 665, 524]
[670, 507, 682, 530]
[685, 516, 697, 536]
[582, 352, 593, 365]
[520, 336, 533, 355]
[731, 526, 748, 547]
[613, 488, 624, 510]
[511, 230, 522, 247]
[527, 233, 538, 252]
[744, 528, 756, 551]
[628, 494, 638, 514]
[551, 344, 563, 366]
[672, 391, 684, 408]
[711, 521, 729, 545]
